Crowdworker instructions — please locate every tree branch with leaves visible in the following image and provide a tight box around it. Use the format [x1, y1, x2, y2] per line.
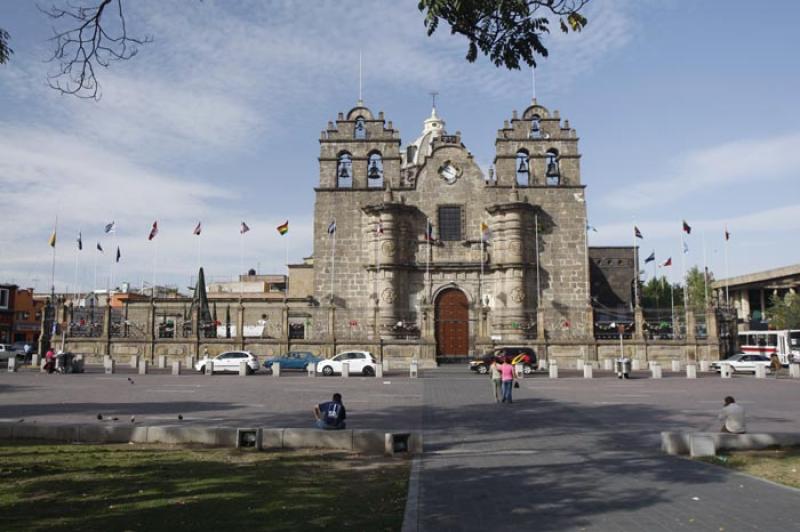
[39, 0, 152, 99]
[0, 28, 13, 64]
[418, 0, 589, 69]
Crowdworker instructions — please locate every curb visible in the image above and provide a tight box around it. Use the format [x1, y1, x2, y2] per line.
[401, 456, 422, 532]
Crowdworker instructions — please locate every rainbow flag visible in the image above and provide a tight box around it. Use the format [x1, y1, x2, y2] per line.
[276, 220, 289, 235]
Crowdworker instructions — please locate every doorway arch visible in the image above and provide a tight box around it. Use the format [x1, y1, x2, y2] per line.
[435, 288, 469, 358]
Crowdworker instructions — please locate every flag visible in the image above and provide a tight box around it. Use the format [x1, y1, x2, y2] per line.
[48, 231, 56, 248]
[425, 219, 434, 241]
[193, 221, 202, 236]
[376, 220, 384, 235]
[586, 224, 598, 233]
[682, 220, 691, 234]
[659, 257, 672, 267]
[97, 242, 103, 253]
[327, 220, 336, 235]
[77, 232, 82, 250]
[683, 241, 689, 254]
[276, 220, 288, 235]
[115, 246, 121, 263]
[644, 251, 655, 263]
[148, 221, 158, 241]
[240, 221, 251, 234]
[104, 221, 115, 234]
[634, 226, 643, 239]
[480, 222, 490, 241]
[724, 226, 730, 241]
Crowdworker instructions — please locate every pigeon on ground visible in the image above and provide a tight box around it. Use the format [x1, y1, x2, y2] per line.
[111, 417, 119, 421]
[130, 416, 136, 423]
[97, 413, 103, 420]
[178, 414, 183, 421]
[127, 377, 134, 384]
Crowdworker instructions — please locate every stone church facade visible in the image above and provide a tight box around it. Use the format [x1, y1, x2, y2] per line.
[314, 99, 592, 361]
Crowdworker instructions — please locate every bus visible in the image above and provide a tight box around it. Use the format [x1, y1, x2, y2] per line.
[737, 330, 800, 364]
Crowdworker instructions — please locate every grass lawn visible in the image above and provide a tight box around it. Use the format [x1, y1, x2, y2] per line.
[0, 442, 409, 531]
[707, 446, 800, 489]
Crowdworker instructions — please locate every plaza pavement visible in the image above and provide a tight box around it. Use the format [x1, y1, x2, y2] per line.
[1, 365, 799, 530]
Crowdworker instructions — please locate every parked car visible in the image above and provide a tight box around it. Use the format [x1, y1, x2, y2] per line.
[709, 353, 771, 374]
[0, 344, 19, 362]
[469, 346, 538, 375]
[316, 351, 377, 376]
[195, 351, 259, 375]
[263, 351, 322, 372]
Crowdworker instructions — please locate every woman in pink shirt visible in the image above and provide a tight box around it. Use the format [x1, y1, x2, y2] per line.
[499, 357, 517, 403]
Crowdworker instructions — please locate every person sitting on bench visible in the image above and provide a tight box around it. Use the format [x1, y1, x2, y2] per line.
[314, 393, 347, 430]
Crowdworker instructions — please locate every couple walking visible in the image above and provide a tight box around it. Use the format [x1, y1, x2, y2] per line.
[490, 357, 518, 403]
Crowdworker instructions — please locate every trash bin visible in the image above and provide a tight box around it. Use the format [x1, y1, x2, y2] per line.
[615, 357, 631, 379]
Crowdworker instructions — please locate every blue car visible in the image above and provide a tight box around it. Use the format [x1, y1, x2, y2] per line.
[263, 351, 322, 372]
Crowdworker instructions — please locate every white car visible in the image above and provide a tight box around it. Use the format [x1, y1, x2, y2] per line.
[0, 344, 19, 362]
[195, 351, 259, 375]
[710, 353, 772, 374]
[316, 351, 377, 376]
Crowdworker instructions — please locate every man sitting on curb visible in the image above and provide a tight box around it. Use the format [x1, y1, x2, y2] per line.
[718, 396, 746, 434]
[314, 392, 347, 430]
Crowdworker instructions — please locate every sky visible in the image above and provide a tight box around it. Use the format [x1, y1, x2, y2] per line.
[1, 0, 799, 294]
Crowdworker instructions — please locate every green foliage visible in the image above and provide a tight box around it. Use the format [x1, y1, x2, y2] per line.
[0, 28, 12, 64]
[641, 277, 682, 308]
[418, 0, 589, 69]
[686, 266, 714, 308]
[767, 292, 800, 330]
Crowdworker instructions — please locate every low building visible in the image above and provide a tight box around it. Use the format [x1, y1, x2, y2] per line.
[713, 263, 800, 331]
[0, 283, 17, 343]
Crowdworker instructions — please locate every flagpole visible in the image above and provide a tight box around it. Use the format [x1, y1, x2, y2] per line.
[669, 266, 675, 336]
[535, 214, 541, 305]
[724, 227, 730, 307]
[239, 230, 244, 298]
[50, 216, 58, 300]
[632, 223, 639, 310]
[479, 221, 484, 307]
[152, 231, 158, 298]
[702, 229, 708, 308]
[111, 222, 117, 293]
[680, 223, 689, 337]
[73, 237, 80, 304]
[93, 246, 98, 293]
[284, 232, 289, 304]
[330, 225, 336, 303]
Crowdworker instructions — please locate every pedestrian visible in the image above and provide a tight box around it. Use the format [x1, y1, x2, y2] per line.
[499, 356, 517, 404]
[718, 396, 746, 434]
[489, 356, 502, 403]
[314, 392, 347, 430]
[23, 343, 32, 363]
[44, 349, 55, 374]
[769, 353, 781, 379]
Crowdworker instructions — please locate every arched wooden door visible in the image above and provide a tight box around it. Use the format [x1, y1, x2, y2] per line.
[435, 289, 469, 358]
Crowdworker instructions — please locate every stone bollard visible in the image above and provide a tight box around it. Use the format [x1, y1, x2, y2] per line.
[7, 357, 17, 372]
[790, 363, 800, 379]
[539, 359, 548, 371]
[603, 358, 613, 371]
[31, 354, 40, 367]
[104, 355, 111, 367]
[382, 359, 390, 372]
[130, 355, 139, 369]
[576, 359, 584, 370]
[700, 360, 710, 372]
[157, 355, 167, 369]
[671, 360, 681, 372]
[307, 363, 316, 377]
[651, 364, 662, 379]
[631, 359, 641, 371]
[239, 360, 248, 376]
[205, 360, 214, 376]
[514, 363, 525, 378]
[583, 365, 593, 379]
[686, 364, 697, 379]
[720, 363, 732, 379]
[755, 365, 766, 379]
[172, 361, 181, 376]
[105, 359, 115, 374]
[549, 363, 559, 379]
[40, 360, 47, 373]
[138, 360, 148, 375]
[375, 364, 384, 378]
[341, 362, 350, 378]
[185, 355, 195, 369]
[409, 360, 419, 378]
[272, 362, 281, 377]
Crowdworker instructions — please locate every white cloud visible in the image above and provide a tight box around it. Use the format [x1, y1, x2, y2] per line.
[602, 133, 800, 210]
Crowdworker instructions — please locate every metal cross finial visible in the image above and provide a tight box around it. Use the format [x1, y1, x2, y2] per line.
[429, 91, 439, 110]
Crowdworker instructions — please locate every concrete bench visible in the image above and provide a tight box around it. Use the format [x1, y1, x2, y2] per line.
[0, 421, 422, 456]
[661, 431, 800, 457]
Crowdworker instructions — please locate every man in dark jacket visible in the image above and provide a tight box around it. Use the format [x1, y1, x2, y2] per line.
[314, 393, 347, 430]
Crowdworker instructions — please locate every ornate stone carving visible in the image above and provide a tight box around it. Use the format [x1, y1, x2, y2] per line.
[381, 287, 396, 303]
[510, 287, 525, 303]
[381, 240, 396, 257]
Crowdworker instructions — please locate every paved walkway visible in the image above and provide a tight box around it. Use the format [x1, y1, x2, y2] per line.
[413, 369, 800, 531]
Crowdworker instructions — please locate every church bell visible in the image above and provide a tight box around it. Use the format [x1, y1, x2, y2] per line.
[546, 161, 559, 177]
[368, 160, 381, 180]
[338, 164, 350, 179]
[517, 158, 529, 174]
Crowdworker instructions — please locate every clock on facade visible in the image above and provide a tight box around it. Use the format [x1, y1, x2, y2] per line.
[438, 161, 462, 184]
